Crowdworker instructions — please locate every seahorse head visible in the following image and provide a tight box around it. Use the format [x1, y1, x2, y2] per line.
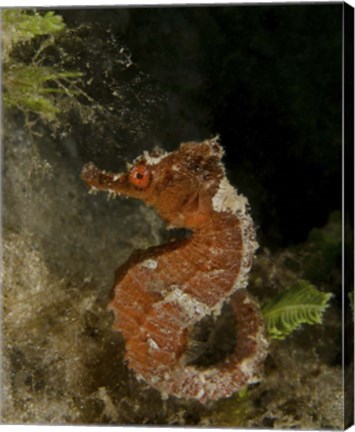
[81, 137, 225, 228]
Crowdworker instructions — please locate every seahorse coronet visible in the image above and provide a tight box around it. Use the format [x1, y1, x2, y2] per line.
[81, 137, 268, 403]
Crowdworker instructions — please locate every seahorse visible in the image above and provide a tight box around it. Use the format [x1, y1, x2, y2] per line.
[81, 137, 268, 403]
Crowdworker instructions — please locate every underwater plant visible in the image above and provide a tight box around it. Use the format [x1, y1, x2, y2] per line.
[2, 9, 82, 125]
[262, 280, 332, 340]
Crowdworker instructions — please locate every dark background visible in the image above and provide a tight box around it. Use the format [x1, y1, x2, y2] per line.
[58, 3, 342, 249]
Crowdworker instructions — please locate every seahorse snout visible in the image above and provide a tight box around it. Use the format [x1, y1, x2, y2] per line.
[81, 162, 127, 193]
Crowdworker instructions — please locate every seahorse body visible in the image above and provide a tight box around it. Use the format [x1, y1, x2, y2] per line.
[81, 137, 268, 403]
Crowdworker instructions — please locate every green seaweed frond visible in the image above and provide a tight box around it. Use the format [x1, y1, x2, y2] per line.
[2, 10, 65, 61]
[2, 9, 83, 125]
[2, 9, 65, 39]
[5, 63, 82, 122]
[262, 280, 332, 340]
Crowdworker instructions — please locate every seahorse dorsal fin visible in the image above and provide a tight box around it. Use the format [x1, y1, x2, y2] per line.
[204, 135, 224, 159]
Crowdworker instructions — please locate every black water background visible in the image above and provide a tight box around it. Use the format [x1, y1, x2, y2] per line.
[59, 4, 342, 249]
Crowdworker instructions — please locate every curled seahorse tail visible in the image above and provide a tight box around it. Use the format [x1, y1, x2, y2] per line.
[134, 289, 268, 404]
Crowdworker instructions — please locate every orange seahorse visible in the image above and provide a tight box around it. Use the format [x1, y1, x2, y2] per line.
[81, 137, 268, 403]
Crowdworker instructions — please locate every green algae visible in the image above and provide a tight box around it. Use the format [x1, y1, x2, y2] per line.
[262, 280, 332, 340]
[2, 9, 83, 125]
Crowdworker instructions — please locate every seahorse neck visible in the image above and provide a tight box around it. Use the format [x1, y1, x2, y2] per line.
[179, 211, 244, 286]
[189, 211, 241, 245]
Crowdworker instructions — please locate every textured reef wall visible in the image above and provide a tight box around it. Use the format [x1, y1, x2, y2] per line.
[1, 5, 346, 428]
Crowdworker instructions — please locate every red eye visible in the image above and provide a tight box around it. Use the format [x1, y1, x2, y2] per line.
[129, 163, 151, 189]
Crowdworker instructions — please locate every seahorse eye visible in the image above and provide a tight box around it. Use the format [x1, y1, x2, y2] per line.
[129, 163, 151, 189]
